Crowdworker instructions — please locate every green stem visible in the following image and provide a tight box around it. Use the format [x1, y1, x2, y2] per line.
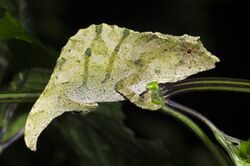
[165, 99, 250, 166]
[146, 82, 228, 165]
[161, 104, 229, 166]
[159, 77, 250, 166]
[0, 92, 40, 103]
[162, 77, 250, 98]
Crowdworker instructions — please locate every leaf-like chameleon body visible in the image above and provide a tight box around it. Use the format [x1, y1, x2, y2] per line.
[24, 23, 219, 151]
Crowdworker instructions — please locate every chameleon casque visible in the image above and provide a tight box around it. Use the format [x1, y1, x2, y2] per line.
[24, 23, 219, 151]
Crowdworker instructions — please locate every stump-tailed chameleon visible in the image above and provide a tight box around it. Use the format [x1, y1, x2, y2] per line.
[24, 23, 219, 151]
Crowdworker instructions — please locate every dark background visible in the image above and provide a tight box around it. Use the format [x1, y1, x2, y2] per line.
[0, 0, 249, 166]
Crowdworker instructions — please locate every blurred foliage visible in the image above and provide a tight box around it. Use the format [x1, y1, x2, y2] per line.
[0, 7, 33, 42]
[56, 103, 172, 166]
[0, 68, 50, 150]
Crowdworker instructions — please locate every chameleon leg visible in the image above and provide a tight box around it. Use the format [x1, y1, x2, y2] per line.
[116, 74, 161, 110]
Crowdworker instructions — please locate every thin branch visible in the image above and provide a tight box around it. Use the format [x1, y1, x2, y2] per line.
[1, 128, 24, 150]
[161, 77, 250, 98]
[0, 92, 40, 103]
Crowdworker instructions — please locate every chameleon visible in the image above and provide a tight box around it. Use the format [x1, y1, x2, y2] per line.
[24, 23, 219, 151]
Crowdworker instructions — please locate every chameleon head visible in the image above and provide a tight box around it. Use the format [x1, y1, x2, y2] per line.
[174, 34, 219, 76]
[143, 33, 219, 84]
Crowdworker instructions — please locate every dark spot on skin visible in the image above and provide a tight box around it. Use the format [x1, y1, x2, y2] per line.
[123, 29, 130, 37]
[60, 57, 66, 62]
[138, 94, 145, 102]
[146, 35, 156, 43]
[114, 45, 120, 52]
[134, 59, 142, 66]
[55, 57, 66, 70]
[62, 82, 69, 85]
[100, 89, 106, 93]
[187, 49, 192, 54]
[102, 73, 110, 83]
[77, 60, 80, 63]
[139, 90, 147, 98]
[68, 49, 71, 52]
[85, 48, 92, 56]
[95, 24, 103, 36]
[113, 29, 130, 53]
[154, 69, 161, 74]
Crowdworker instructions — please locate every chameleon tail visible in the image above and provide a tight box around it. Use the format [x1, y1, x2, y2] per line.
[24, 94, 97, 151]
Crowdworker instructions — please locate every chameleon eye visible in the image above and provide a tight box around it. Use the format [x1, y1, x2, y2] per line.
[187, 49, 192, 54]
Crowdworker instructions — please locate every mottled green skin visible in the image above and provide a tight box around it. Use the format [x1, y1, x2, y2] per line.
[24, 23, 219, 151]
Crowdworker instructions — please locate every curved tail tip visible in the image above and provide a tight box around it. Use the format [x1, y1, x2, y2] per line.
[24, 109, 55, 151]
[25, 136, 37, 151]
[24, 119, 42, 151]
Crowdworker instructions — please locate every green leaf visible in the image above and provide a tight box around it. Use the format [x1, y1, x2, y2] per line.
[164, 100, 250, 166]
[0, 68, 50, 103]
[0, 0, 27, 19]
[0, 68, 50, 152]
[214, 132, 250, 166]
[0, 7, 34, 42]
[1, 107, 26, 142]
[239, 140, 250, 162]
[0, 6, 57, 64]
[162, 105, 229, 166]
[9, 68, 51, 92]
[0, 42, 9, 84]
[56, 102, 172, 166]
